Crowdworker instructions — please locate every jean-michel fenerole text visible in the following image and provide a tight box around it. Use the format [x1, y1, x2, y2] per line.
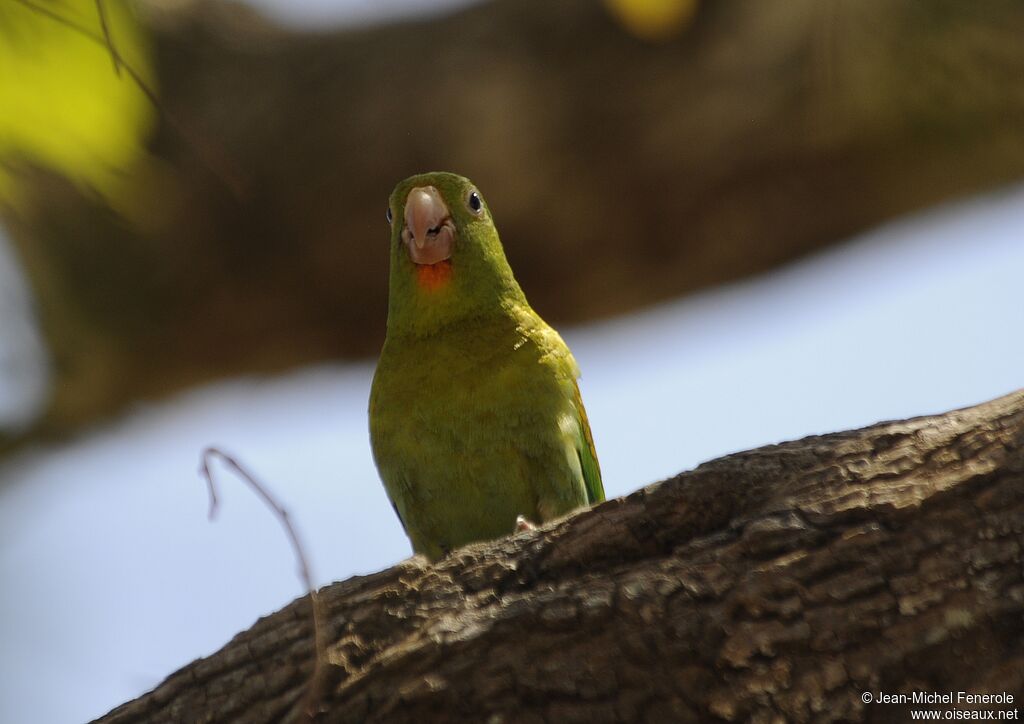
[874, 691, 1015, 706]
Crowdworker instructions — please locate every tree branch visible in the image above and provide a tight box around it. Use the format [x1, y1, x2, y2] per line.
[95, 389, 1024, 723]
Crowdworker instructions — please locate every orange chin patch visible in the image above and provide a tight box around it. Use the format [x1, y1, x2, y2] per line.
[415, 259, 453, 291]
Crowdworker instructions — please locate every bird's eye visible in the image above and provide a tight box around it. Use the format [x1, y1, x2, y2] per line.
[386, 206, 393, 224]
[467, 191, 482, 214]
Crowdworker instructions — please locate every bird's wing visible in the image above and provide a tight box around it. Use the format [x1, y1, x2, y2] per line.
[573, 380, 605, 505]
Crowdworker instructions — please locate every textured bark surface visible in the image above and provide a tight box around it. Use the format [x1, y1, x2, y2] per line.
[6, 0, 1024, 444]
[95, 390, 1024, 723]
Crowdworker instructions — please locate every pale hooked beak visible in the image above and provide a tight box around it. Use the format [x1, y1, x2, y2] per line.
[403, 186, 454, 265]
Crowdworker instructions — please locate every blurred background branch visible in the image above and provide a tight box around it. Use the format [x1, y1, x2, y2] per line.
[3, 0, 1024, 449]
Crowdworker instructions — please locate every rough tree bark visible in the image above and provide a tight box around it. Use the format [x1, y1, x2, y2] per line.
[95, 390, 1024, 723]
[5, 0, 1024, 443]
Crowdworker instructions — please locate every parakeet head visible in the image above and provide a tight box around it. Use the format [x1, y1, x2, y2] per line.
[384, 172, 526, 334]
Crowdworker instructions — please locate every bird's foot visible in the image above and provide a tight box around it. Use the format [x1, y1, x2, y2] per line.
[515, 515, 538, 532]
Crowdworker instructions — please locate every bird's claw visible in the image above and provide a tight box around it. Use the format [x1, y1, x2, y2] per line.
[515, 514, 538, 532]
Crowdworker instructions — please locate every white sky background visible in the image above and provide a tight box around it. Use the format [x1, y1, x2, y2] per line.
[241, 0, 482, 27]
[0, 182, 1022, 724]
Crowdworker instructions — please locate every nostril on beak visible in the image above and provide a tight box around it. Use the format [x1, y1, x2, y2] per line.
[406, 186, 449, 243]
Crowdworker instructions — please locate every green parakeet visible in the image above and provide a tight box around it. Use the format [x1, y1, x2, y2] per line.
[369, 172, 604, 561]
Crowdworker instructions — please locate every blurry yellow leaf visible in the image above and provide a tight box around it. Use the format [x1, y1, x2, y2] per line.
[605, 0, 699, 42]
[0, 0, 156, 204]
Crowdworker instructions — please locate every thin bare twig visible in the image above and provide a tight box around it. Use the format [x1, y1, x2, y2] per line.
[12, 0, 101, 40]
[14, 0, 159, 109]
[12, 0, 248, 197]
[199, 447, 328, 719]
[94, 0, 121, 76]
